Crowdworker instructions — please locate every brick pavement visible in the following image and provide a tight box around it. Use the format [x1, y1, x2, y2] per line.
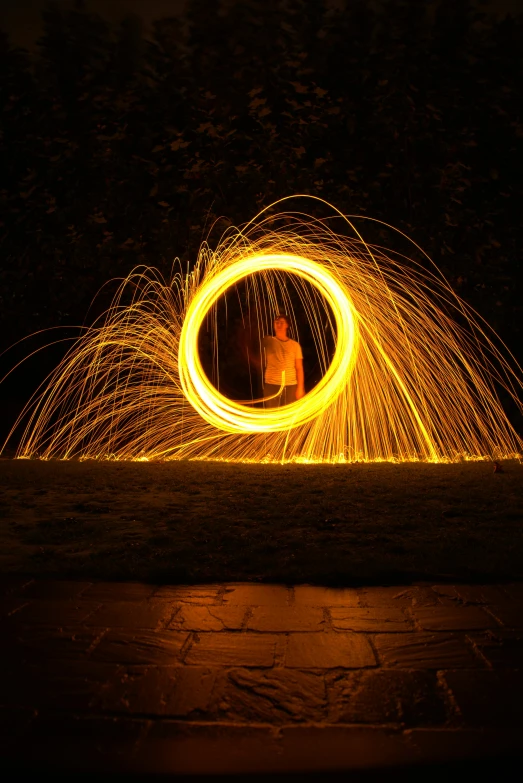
[1, 578, 523, 775]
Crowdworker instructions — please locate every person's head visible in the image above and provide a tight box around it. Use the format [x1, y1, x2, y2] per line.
[274, 314, 290, 339]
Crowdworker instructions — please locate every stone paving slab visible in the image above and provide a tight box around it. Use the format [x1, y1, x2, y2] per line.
[372, 632, 481, 669]
[485, 602, 523, 628]
[0, 597, 30, 618]
[286, 631, 376, 668]
[1, 578, 522, 775]
[20, 580, 93, 600]
[330, 606, 412, 632]
[90, 629, 189, 665]
[2, 662, 119, 711]
[293, 585, 359, 606]
[3, 625, 103, 663]
[443, 671, 523, 726]
[221, 584, 291, 605]
[468, 629, 523, 668]
[152, 584, 222, 604]
[326, 670, 448, 726]
[0, 577, 34, 597]
[503, 583, 523, 600]
[247, 605, 326, 632]
[93, 665, 179, 715]
[412, 604, 499, 631]
[82, 582, 157, 602]
[83, 599, 175, 629]
[164, 666, 218, 717]
[169, 604, 248, 631]
[214, 667, 327, 724]
[9, 599, 102, 625]
[356, 586, 443, 607]
[184, 632, 278, 667]
[432, 584, 513, 605]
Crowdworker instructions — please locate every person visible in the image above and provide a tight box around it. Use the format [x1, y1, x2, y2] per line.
[262, 314, 304, 407]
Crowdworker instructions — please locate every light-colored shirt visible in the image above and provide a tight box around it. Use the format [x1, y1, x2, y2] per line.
[263, 336, 303, 386]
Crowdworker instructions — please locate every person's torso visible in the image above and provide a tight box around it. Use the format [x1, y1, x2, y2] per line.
[263, 336, 299, 385]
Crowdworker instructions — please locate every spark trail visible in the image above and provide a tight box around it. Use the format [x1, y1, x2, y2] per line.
[5, 198, 523, 463]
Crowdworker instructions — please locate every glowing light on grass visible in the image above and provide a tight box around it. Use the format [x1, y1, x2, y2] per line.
[3, 197, 522, 463]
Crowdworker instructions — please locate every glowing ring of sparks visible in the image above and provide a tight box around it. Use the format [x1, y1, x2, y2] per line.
[179, 253, 358, 433]
[8, 197, 523, 463]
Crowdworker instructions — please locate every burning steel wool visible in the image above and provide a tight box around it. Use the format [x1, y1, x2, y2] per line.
[5, 198, 523, 463]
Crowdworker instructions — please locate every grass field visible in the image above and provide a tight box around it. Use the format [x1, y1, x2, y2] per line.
[0, 459, 522, 585]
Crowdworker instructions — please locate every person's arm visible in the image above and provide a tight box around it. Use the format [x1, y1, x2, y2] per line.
[295, 357, 305, 399]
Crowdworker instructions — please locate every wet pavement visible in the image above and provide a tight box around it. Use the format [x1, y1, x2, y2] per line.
[1, 578, 523, 776]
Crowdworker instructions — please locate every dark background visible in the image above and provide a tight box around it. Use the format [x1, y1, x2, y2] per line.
[1, 0, 522, 434]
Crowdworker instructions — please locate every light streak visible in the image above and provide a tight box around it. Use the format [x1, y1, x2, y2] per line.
[3, 197, 522, 463]
[179, 253, 357, 433]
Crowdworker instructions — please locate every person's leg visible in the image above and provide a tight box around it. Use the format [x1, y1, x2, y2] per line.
[283, 385, 297, 405]
[264, 383, 282, 408]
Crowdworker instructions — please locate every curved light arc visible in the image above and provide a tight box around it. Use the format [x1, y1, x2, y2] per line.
[179, 253, 358, 433]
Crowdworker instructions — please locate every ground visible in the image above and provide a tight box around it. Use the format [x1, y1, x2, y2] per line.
[2, 578, 523, 774]
[1, 459, 522, 584]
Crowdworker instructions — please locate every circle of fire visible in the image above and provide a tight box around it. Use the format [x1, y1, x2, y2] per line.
[3, 197, 522, 463]
[179, 253, 357, 433]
